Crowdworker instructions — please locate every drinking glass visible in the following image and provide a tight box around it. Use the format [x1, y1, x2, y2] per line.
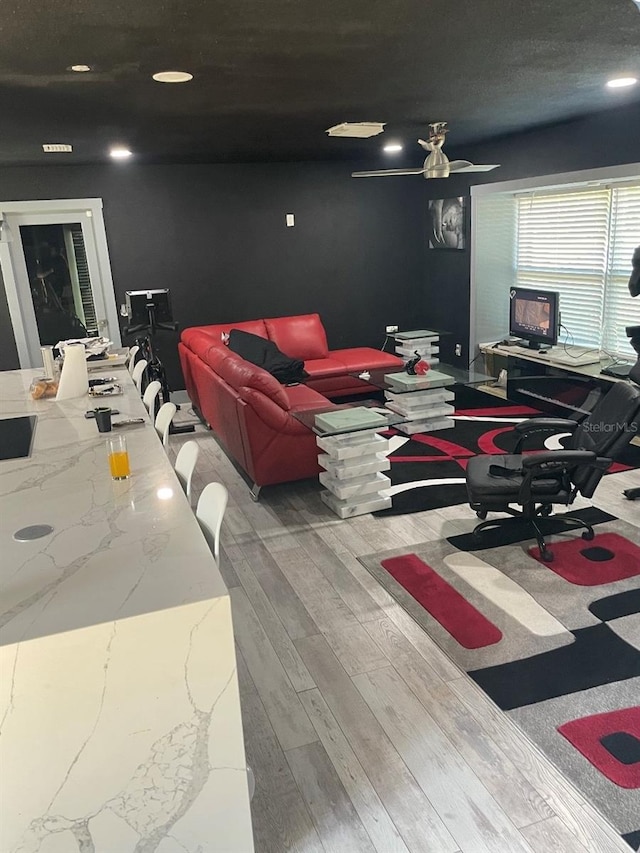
[107, 434, 131, 480]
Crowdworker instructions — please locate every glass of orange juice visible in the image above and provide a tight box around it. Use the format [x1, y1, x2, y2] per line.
[107, 434, 131, 480]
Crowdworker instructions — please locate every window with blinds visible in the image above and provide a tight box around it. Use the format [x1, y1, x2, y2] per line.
[515, 184, 640, 357]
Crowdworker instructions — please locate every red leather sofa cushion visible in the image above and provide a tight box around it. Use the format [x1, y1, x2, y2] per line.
[330, 347, 404, 372]
[214, 350, 290, 409]
[265, 313, 329, 360]
[302, 357, 351, 379]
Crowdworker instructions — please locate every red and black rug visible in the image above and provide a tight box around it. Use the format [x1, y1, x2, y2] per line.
[359, 512, 640, 848]
[376, 386, 640, 516]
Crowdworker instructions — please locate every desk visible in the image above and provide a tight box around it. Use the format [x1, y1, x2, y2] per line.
[0, 369, 254, 852]
[479, 342, 625, 417]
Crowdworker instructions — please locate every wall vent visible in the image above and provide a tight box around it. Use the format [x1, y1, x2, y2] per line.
[326, 122, 385, 138]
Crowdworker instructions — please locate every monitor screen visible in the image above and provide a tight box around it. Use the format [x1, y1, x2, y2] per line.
[125, 289, 173, 327]
[509, 287, 559, 349]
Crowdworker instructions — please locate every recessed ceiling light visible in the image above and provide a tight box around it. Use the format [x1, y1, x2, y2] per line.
[383, 144, 403, 153]
[110, 147, 133, 160]
[606, 77, 638, 89]
[152, 71, 193, 83]
[68, 64, 91, 73]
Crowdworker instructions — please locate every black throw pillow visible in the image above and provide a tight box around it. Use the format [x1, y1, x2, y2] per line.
[227, 328, 309, 385]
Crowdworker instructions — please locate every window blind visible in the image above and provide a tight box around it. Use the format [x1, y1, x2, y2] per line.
[515, 185, 640, 357]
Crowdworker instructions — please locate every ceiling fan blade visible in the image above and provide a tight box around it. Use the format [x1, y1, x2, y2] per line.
[448, 161, 501, 173]
[351, 168, 426, 178]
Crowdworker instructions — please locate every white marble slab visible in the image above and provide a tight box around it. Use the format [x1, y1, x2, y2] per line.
[0, 368, 254, 852]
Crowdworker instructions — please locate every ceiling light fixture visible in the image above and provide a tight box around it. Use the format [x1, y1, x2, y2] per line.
[152, 71, 193, 83]
[606, 76, 638, 89]
[109, 147, 133, 160]
[68, 64, 91, 73]
[383, 144, 403, 153]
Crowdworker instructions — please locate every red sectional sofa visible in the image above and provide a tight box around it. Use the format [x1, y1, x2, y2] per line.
[178, 313, 402, 496]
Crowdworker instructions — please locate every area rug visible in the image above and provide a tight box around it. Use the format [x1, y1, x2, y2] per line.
[359, 511, 640, 848]
[375, 386, 640, 516]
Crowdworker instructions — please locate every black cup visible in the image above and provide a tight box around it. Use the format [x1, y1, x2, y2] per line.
[94, 407, 113, 433]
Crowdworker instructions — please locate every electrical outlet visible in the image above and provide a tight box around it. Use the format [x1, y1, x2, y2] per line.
[386, 324, 399, 334]
[455, 343, 462, 357]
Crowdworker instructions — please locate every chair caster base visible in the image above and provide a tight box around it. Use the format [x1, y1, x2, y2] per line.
[540, 549, 554, 563]
[581, 528, 595, 541]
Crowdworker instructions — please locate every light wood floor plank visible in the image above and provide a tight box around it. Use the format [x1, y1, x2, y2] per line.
[519, 816, 590, 853]
[286, 741, 377, 853]
[232, 555, 316, 692]
[238, 539, 320, 640]
[363, 618, 554, 829]
[353, 666, 535, 853]
[235, 649, 324, 853]
[299, 688, 412, 853]
[271, 509, 388, 624]
[230, 586, 318, 751]
[296, 634, 459, 853]
[275, 546, 361, 635]
[323, 624, 388, 677]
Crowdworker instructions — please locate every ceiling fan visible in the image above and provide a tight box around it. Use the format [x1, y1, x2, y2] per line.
[351, 122, 500, 179]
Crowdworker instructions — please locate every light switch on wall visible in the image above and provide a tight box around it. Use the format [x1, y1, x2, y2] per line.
[286, 213, 295, 227]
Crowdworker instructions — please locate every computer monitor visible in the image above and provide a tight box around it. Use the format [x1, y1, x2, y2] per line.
[509, 287, 559, 349]
[125, 289, 173, 327]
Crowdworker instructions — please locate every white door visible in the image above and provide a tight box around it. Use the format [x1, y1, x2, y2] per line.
[0, 199, 121, 368]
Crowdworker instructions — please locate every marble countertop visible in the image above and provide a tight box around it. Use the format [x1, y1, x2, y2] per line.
[0, 368, 228, 647]
[0, 367, 254, 852]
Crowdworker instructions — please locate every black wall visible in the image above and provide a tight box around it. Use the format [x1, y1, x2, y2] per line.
[1, 100, 638, 383]
[421, 100, 640, 364]
[0, 162, 424, 386]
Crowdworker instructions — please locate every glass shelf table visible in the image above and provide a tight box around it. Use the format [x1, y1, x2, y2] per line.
[350, 363, 494, 435]
[292, 401, 407, 518]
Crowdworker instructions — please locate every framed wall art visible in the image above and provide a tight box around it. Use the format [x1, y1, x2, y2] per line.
[428, 196, 466, 249]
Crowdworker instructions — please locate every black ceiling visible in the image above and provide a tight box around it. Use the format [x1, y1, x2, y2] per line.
[1, 0, 639, 166]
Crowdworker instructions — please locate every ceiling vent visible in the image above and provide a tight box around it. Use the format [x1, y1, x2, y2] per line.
[42, 143, 73, 153]
[326, 122, 385, 138]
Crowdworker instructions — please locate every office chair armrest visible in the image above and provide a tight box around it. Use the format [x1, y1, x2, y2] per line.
[513, 418, 578, 453]
[521, 450, 595, 469]
[518, 451, 609, 503]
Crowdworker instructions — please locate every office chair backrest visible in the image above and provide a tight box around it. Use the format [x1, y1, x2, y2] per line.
[570, 381, 640, 496]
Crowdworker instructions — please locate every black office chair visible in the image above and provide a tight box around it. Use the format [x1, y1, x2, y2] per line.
[466, 380, 640, 561]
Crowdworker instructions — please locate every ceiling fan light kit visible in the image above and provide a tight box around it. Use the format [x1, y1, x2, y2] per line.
[326, 122, 386, 138]
[352, 121, 500, 179]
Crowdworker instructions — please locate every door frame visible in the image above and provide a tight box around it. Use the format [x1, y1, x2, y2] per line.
[0, 198, 121, 368]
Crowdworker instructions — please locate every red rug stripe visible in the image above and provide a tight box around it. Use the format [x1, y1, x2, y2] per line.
[380, 554, 502, 649]
[390, 455, 460, 463]
[476, 426, 515, 455]
[409, 434, 476, 457]
[529, 533, 640, 585]
[456, 405, 541, 417]
[558, 707, 640, 788]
